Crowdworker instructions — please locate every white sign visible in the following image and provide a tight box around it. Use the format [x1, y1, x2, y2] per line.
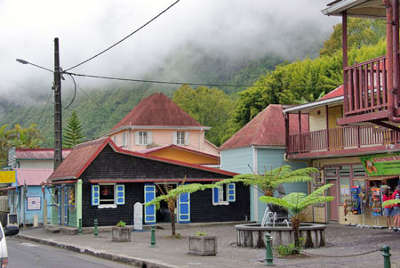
[134, 202, 143, 231]
[27, 196, 41, 210]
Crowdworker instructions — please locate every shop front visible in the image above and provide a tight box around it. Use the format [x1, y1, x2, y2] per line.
[310, 155, 399, 227]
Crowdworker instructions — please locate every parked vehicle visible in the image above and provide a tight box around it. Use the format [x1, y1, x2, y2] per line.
[0, 223, 8, 268]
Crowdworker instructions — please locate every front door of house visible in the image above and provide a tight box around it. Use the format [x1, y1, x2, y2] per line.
[327, 179, 338, 221]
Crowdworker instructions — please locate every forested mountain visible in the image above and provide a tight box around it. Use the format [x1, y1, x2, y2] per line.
[0, 18, 385, 147]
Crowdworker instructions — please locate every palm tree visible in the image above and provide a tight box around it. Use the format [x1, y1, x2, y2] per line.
[215, 165, 318, 197]
[259, 184, 333, 250]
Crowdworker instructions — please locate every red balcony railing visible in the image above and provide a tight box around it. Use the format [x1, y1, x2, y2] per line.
[288, 126, 400, 154]
[343, 56, 388, 116]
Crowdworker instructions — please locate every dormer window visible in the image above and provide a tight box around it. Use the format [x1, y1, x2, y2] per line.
[135, 131, 152, 145]
[175, 131, 189, 145]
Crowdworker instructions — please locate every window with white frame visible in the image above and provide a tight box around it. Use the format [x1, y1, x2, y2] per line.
[176, 131, 185, 145]
[136, 131, 151, 145]
[91, 184, 125, 208]
[100, 185, 115, 205]
[212, 183, 236, 205]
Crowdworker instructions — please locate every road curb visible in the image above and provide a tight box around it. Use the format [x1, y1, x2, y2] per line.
[17, 234, 178, 268]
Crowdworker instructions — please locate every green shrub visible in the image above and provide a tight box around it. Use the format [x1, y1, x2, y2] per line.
[276, 238, 304, 257]
[194, 231, 207, 237]
[116, 220, 126, 227]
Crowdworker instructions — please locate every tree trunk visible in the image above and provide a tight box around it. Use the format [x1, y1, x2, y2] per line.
[264, 188, 273, 197]
[168, 199, 176, 236]
[291, 216, 300, 252]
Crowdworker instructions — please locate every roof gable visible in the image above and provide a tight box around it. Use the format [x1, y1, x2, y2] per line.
[49, 138, 235, 181]
[220, 104, 308, 150]
[111, 93, 203, 131]
[319, 85, 344, 101]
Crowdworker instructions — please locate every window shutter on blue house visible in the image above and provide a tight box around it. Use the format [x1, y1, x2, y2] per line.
[144, 184, 156, 224]
[178, 192, 190, 223]
[227, 183, 236, 202]
[91, 185, 100, 206]
[115, 184, 125, 205]
[212, 187, 220, 205]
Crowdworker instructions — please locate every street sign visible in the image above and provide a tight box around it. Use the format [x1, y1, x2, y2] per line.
[0, 171, 15, 183]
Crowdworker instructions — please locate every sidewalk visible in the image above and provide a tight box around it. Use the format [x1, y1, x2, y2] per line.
[16, 223, 400, 267]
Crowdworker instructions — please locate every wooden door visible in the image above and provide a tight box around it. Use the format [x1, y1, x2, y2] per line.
[328, 106, 343, 151]
[327, 179, 339, 221]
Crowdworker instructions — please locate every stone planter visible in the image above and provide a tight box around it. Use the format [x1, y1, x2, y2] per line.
[112, 226, 131, 242]
[188, 236, 217, 256]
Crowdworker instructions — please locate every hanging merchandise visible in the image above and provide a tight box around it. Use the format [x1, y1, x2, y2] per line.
[370, 187, 382, 216]
[351, 186, 362, 214]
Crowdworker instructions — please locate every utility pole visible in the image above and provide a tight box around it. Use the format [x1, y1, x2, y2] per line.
[53, 37, 63, 169]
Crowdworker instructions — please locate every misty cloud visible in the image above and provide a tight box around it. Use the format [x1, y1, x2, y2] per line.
[0, 0, 339, 103]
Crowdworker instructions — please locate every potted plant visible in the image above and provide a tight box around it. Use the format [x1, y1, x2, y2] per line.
[188, 231, 217, 256]
[112, 220, 131, 242]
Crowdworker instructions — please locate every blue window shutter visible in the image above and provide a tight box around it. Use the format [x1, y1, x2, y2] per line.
[115, 184, 125, 205]
[91, 185, 100, 206]
[212, 187, 219, 205]
[227, 183, 236, 202]
[144, 184, 156, 224]
[178, 192, 190, 223]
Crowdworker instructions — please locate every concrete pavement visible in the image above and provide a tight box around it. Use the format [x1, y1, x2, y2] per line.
[15, 223, 400, 267]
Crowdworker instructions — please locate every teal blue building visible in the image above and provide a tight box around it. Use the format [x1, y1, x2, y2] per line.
[220, 105, 309, 222]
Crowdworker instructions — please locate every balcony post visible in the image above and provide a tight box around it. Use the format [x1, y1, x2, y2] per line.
[298, 111, 302, 152]
[392, 0, 399, 111]
[385, 0, 394, 117]
[342, 11, 349, 114]
[285, 113, 289, 153]
[326, 105, 330, 151]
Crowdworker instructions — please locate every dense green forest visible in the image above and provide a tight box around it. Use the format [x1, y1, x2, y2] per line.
[0, 18, 387, 147]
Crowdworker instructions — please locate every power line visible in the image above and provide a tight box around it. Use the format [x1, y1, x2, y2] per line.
[16, 59, 252, 88]
[64, 0, 180, 72]
[64, 71, 252, 88]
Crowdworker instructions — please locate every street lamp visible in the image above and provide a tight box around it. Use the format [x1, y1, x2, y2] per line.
[15, 58, 53, 73]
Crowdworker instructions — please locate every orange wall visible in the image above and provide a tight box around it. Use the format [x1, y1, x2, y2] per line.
[148, 148, 219, 165]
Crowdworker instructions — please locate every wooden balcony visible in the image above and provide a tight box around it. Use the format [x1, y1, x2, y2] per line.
[340, 56, 390, 125]
[287, 126, 400, 159]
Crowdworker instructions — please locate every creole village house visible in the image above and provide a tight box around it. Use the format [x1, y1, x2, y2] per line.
[46, 137, 249, 227]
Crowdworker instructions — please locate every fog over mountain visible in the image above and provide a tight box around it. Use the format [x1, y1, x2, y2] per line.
[0, 0, 338, 104]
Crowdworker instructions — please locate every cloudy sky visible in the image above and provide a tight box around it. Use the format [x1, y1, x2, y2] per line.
[0, 0, 339, 101]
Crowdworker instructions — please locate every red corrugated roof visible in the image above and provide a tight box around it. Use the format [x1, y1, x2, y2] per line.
[48, 137, 235, 181]
[220, 104, 309, 150]
[319, 85, 344, 100]
[16, 168, 53, 186]
[111, 93, 203, 131]
[16, 148, 72, 160]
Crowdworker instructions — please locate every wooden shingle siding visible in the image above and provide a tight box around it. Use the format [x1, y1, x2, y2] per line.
[190, 183, 250, 222]
[82, 182, 144, 227]
[81, 145, 229, 180]
[79, 145, 248, 226]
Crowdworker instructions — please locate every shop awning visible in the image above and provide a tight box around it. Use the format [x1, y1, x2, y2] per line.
[366, 176, 399, 181]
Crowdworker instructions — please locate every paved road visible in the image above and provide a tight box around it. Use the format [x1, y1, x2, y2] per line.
[7, 237, 135, 268]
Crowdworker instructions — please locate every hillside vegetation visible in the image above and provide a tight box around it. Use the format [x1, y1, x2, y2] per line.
[0, 18, 386, 147]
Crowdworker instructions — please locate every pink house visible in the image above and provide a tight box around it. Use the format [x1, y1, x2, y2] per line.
[108, 93, 219, 156]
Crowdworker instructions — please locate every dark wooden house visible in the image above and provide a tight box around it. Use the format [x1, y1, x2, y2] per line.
[47, 138, 250, 227]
